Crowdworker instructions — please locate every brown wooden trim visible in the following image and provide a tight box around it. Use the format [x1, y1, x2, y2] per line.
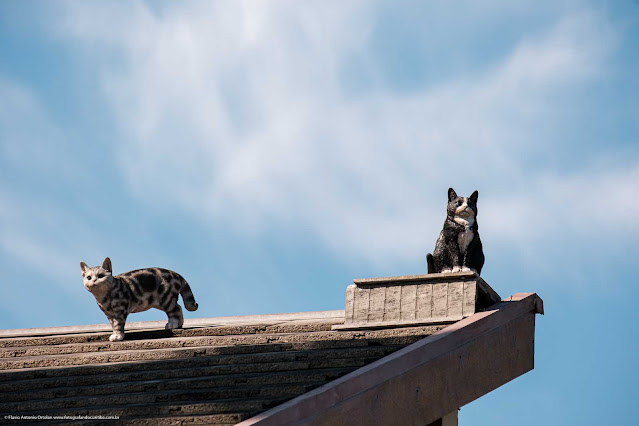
[239, 293, 543, 426]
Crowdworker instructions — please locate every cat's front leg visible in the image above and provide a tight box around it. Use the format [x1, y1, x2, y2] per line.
[458, 251, 469, 272]
[108, 314, 127, 342]
[448, 247, 462, 273]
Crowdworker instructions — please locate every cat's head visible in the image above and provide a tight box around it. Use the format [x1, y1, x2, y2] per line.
[80, 257, 115, 296]
[446, 188, 479, 226]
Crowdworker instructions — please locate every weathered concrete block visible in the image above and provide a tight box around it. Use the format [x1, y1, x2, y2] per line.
[333, 272, 501, 331]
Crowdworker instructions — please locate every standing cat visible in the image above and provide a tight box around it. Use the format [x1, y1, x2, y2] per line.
[427, 188, 485, 275]
[81, 257, 198, 341]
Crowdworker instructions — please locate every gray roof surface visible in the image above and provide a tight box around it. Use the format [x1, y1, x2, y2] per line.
[0, 310, 446, 425]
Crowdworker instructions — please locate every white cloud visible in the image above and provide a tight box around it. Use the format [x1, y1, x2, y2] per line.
[482, 164, 639, 240]
[0, 79, 100, 289]
[54, 2, 631, 264]
[0, 185, 80, 290]
[0, 79, 67, 176]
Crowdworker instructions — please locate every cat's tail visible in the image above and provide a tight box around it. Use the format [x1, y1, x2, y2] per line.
[426, 253, 435, 274]
[179, 280, 199, 312]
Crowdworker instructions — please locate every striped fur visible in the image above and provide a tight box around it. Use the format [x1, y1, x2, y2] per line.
[81, 257, 198, 342]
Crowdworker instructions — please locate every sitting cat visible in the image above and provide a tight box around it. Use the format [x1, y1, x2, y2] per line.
[427, 188, 485, 275]
[80, 257, 198, 341]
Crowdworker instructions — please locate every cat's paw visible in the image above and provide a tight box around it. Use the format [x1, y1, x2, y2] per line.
[109, 332, 124, 342]
[461, 266, 471, 272]
[441, 268, 453, 273]
[165, 319, 180, 330]
[451, 266, 462, 272]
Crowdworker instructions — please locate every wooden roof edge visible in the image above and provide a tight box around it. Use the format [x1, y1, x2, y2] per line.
[239, 292, 544, 426]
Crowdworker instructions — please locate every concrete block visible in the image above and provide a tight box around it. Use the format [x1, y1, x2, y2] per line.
[333, 272, 501, 331]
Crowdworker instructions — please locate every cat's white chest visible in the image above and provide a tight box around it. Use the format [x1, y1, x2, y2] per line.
[458, 229, 474, 252]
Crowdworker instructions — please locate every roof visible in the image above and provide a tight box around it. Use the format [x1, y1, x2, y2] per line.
[0, 274, 544, 425]
[0, 311, 446, 425]
[245, 292, 543, 425]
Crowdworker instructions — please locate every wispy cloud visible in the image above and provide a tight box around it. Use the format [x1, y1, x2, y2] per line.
[0, 78, 103, 289]
[52, 2, 632, 267]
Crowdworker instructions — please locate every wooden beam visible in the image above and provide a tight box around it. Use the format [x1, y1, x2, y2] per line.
[427, 411, 458, 426]
[240, 293, 543, 426]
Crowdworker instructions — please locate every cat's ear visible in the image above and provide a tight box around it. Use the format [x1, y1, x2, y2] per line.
[470, 190, 478, 204]
[80, 261, 89, 274]
[102, 257, 112, 273]
[448, 188, 458, 202]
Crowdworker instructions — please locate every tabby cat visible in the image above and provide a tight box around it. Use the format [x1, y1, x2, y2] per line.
[427, 188, 485, 275]
[81, 257, 198, 341]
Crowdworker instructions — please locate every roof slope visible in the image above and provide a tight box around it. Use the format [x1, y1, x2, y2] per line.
[241, 292, 544, 426]
[0, 311, 445, 425]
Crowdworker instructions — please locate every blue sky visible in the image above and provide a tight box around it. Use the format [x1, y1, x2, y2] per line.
[0, 1, 637, 424]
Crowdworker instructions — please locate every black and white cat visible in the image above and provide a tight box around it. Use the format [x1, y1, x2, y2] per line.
[427, 188, 485, 275]
[81, 257, 198, 341]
